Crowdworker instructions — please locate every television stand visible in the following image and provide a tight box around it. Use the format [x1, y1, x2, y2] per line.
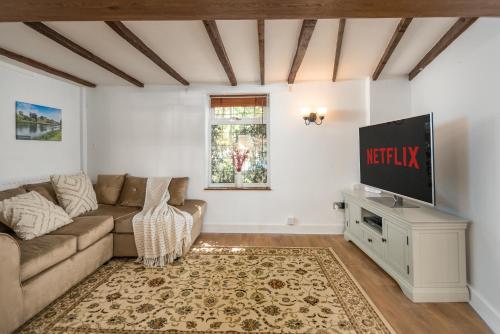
[368, 195, 419, 208]
[343, 188, 469, 302]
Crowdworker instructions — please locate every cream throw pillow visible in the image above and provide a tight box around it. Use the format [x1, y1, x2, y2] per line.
[51, 172, 98, 218]
[0, 191, 72, 240]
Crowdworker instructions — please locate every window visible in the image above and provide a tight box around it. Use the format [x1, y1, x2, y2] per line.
[208, 95, 269, 188]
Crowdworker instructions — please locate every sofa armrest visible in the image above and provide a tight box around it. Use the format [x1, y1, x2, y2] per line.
[0, 233, 23, 334]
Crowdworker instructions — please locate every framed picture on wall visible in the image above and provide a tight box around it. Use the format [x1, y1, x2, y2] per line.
[15, 101, 62, 141]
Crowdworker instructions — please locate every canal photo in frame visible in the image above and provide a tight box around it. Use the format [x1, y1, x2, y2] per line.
[15, 101, 62, 141]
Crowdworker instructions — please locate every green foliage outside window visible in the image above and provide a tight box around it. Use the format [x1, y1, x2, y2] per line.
[210, 106, 268, 185]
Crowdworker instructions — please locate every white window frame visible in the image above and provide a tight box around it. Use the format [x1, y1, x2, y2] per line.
[206, 94, 271, 189]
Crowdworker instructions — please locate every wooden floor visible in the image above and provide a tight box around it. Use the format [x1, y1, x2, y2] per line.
[193, 233, 492, 334]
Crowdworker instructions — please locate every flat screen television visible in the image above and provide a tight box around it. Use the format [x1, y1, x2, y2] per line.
[359, 114, 435, 206]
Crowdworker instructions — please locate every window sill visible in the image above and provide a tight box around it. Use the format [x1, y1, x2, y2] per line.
[204, 187, 271, 191]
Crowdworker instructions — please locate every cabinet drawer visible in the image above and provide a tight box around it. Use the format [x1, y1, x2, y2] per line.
[363, 229, 385, 259]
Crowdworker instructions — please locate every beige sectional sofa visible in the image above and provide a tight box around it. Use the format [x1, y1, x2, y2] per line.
[0, 181, 206, 334]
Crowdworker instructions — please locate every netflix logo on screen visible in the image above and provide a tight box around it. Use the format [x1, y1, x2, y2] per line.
[366, 146, 420, 169]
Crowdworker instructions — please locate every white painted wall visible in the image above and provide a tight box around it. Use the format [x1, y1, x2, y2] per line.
[0, 62, 83, 187]
[410, 18, 500, 333]
[86, 80, 368, 233]
[369, 77, 411, 125]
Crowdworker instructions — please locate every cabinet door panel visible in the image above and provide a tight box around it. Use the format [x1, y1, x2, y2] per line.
[385, 219, 409, 276]
[348, 203, 364, 240]
[364, 228, 385, 259]
[344, 202, 350, 231]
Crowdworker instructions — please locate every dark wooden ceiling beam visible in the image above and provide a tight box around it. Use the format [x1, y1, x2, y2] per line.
[0, 47, 96, 87]
[258, 19, 265, 85]
[203, 20, 237, 86]
[23, 22, 144, 87]
[288, 19, 317, 84]
[408, 17, 478, 80]
[332, 18, 345, 82]
[105, 21, 189, 86]
[1, 1, 498, 21]
[372, 18, 412, 81]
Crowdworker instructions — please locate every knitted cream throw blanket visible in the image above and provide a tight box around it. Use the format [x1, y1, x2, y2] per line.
[132, 177, 193, 267]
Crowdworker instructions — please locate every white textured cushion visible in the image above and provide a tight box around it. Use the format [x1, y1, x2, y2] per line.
[51, 172, 98, 218]
[0, 191, 72, 240]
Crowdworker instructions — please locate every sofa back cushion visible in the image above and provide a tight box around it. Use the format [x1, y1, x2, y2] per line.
[168, 177, 189, 206]
[51, 172, 98, 218]
[95, 174, 126, 205]
[0, 186, 26, 201]
[118, 176, 147, 207]
[0, 191, 72, 240]
[24, 181, 59, 204]
[0, 187, 27, 234]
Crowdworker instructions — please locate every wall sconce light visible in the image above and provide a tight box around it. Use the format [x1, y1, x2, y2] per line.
[301, 107, 327, 125]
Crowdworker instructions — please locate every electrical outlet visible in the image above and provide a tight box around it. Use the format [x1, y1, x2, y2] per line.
[287, 216, 295, 225]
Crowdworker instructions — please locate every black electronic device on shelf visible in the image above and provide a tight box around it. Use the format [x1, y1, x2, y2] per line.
[363, 216, 382, 234]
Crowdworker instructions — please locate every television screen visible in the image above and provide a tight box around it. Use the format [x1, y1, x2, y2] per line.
[359, 114, 434, 204]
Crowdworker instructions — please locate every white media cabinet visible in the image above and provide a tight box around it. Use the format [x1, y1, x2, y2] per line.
[343, 189, 469, 302]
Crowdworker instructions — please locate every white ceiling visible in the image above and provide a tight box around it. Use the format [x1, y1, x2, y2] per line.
[0, 19, 457, 87]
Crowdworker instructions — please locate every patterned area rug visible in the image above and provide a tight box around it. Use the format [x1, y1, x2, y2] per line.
[18, 247, 395, 333]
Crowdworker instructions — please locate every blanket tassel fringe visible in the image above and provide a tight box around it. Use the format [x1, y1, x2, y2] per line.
[136, 236, 190, 268]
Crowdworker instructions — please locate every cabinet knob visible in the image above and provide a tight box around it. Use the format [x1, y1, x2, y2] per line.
[368, 238, 372, 243]
[382, 238, 387, 243]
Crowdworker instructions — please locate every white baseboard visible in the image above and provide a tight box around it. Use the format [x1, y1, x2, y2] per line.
[469, 286, 500, 333]
[202, 223, 345, 235]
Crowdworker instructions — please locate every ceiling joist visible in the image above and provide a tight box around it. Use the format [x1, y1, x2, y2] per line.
[288, 19, 317, 85]
[24, 22, 144, 87]
[203, 20, 237, 86]
[0, 47, 96, 87]
[106, 21, 189, 85]
[408, 17, 478, 80]
[258, 20, 265, 85]
[1, 1, 499, 21]
[332, 18, 346, 82]
[372, 18, 413, 81]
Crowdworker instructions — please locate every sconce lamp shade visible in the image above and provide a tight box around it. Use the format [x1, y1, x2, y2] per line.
[317, 107, 327, 117]
[301, 107, 311, 117]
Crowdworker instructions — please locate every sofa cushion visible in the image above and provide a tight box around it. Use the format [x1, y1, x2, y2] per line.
[0, 187, 26, 201]
[19, 234, 77, 282]
[175, 199, 206, 218]
[51, 172, 98, 218]
[168, 177, 189, 206]
[0, 191, 73, 240]
[82, 204, 140, 220]
[113, 199, 206, 234]
[23, 181, 58, 204]
[50, 216, 114, 251]
[118, 176, 147, 207]
[95, 174, 126, 205]
[82, 204, 141, 233]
